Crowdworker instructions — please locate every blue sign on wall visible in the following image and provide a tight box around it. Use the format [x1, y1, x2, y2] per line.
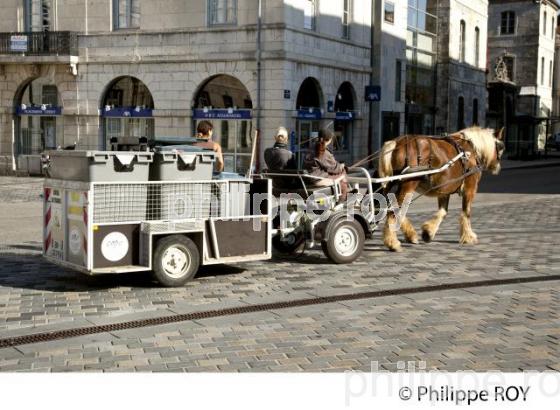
[365, 85, 382, 102]
[296, 108, 323, 120]
[335, 112, 355, 121]
[102, 107, 153, 118]
[16, 105, 62, 116]
[193, 109, 252, 120]
[10, 35, 28, 52]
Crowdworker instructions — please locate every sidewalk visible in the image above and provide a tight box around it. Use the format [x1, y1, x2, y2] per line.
[501, 152, 560, 170]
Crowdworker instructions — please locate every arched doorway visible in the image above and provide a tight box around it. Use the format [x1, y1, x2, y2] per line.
[14, 77, 63, 173]
[333, 82, 356, 153]
[193, 75, 253, 173]
[295, 77, 323, 166]
[100, 76, 154, 150]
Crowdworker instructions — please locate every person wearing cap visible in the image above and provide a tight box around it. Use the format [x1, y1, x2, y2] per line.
[264, 127, 296, 171]
[193, 120, 224, 172]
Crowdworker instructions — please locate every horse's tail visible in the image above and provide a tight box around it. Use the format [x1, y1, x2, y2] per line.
[378, 140, 396, 185]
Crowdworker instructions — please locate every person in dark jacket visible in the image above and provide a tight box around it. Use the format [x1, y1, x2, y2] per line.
[264, 127, 296, 171]
[304, 128, 348, 201]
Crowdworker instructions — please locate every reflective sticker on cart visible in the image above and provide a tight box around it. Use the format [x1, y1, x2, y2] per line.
[101, 232, 129, 262]
[69, 228, 82, 255]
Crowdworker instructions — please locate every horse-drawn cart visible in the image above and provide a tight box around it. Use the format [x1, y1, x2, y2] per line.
[42, 138, 472, 287]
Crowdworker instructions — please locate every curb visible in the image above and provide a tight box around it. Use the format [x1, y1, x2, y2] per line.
[501, 161, 560, 171]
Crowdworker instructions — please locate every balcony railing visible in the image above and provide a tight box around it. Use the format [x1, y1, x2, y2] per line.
[0, 31, 78, 56]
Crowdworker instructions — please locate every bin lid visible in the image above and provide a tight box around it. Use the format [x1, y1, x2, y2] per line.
[154, 145, 214, 153]
[43, 150, 154, 158]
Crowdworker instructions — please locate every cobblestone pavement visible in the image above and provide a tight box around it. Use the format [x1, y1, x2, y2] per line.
[0, 172, 559, 372]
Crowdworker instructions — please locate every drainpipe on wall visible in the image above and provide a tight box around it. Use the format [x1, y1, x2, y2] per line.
[367, 0, 376, 165]
[255, 0, 263, 171]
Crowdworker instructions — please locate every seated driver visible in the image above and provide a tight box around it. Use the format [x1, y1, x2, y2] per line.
[193, 120, 224, 172]
[303, 128, 348, 201]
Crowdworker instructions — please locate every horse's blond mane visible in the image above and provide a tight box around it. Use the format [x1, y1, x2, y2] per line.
[454, 127, 496, 168]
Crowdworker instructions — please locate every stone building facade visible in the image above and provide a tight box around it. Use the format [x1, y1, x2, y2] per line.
[370, 0, 408, 147]
[487, 0, 558, 155]
[403, 0, 489, 136]
[552, 24, 560, 135]
[0, 0, 374, 174]
[434, 0, 489, 134]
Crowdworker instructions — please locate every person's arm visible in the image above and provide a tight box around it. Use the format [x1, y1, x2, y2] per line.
[214, 143, 224, 172]
[320, 151, 344, 175]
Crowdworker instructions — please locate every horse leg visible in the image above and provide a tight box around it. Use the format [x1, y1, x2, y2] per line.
[421, 195, 450, 243]
[459, 176, 480, 245]
[383, 181, 418, 251]
[399, 181, 420, 244]
[383, 211, 401, 252]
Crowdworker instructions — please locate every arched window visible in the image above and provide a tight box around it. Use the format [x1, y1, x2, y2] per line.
[500, 11, 515, 35]
[457, 96, 465, 130]
[459, 20, 466, 63]
[473, 99, 479, 126]
[474, 27, 480, 67]
[544, 11, 548, 36]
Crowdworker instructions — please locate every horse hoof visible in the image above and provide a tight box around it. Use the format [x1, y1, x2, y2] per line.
[460, 235, 478, 245]
[406, 237, 419, 245]
[422, 230, 433, 243]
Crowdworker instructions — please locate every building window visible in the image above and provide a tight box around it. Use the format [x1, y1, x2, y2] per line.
[552, 17, 556, 39]
[24, 0, 53, 31]
[541, 57, 545, 85]
[395, 60, 402, 101]
[503, 56, 515, 82]
[342, 0, 351, 39]
[304, 0, 317, 30]
[113, 0, 140, 29]
[406, 0, 438, 119]
[473, 99, 479, 126]
[459, 20, 466, 63]
[544, 11, 548, 36]
[474, 27, 480, 67]
[550, 60, 553, 87]
[500, 11, 515, 35]
[385, 1, 395, 24]
[457, 96, 465, 130]
[208, 0, 237, 26]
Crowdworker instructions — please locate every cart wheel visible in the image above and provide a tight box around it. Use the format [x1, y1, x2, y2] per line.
[153, 235, 200, 287]
[321, 219, 365, 264]
[272, 232, 305, 255]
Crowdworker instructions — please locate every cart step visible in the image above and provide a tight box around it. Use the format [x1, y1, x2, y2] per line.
[92, 265, 151, 274]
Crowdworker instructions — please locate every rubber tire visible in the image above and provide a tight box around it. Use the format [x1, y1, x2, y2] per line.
[152, 235, 200, 287]
[272, 232, 305, 255]
[321, 219, 365, 264]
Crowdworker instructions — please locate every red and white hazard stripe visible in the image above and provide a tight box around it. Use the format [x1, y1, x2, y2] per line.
[44, 187, 52, 253]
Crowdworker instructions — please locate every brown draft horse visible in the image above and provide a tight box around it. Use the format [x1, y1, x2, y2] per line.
[378, 127, 505, 252]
